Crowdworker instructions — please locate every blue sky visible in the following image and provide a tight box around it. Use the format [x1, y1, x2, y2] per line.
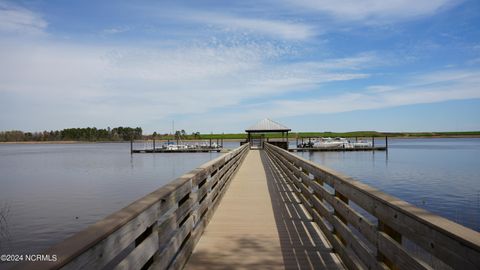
[0, 0, 479, 133]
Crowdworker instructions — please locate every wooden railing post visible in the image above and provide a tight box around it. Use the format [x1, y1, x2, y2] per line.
[378, 221, 402, 270]
[334, 190, 349, 245]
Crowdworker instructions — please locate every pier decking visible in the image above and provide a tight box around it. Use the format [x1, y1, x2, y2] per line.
[185, 150, 344, 269]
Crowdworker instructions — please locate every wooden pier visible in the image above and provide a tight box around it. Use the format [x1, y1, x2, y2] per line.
[16, 144, 480, 270]
[185, 150, 343, 269]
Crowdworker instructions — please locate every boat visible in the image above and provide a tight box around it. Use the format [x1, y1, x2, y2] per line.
[313, 137, 349, 148]
[305, 137, 373, 149]
[167, 144, 188, 150]
[351, 140, 373, 148]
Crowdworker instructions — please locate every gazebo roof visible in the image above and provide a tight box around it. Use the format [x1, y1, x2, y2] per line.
[245, 118, 291, 132]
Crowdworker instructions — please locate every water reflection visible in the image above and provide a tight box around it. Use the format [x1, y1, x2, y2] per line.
[0, 202, 11, 250]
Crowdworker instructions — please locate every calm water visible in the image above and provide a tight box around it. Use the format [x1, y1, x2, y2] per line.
[294, 138, 480, 232]
[0, 142, 239, 268]
[0, 139, 479, 267]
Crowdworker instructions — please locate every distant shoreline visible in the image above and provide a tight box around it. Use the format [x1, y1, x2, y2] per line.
[1, 135, 480, 144]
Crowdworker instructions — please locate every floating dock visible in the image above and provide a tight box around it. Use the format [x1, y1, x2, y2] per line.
[289, 146, 387, 152]
[132, 148, 222, 153]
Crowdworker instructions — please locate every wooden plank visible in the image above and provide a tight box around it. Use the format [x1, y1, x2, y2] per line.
[166, 147, 247, 269]
[157, 195, 196, 244]
[264, 149, 343, 266]
[309, 208, 363, 270]
[154, 215, 195, 270]
[185, 150, 344, 270]
[59, 200, 171, 270]
[333, 179, 480, 269]
[378, 232, 432, 270]
[114, 232, 159, 270]
[331, 196, 378, 246]
[168, 203, 213, 270]
[331, 216, 387, 270]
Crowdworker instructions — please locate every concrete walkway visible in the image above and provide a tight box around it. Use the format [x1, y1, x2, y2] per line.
[185, 150, 344, 270]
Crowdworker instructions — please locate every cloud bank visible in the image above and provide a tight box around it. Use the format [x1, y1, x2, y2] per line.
[0, 0, 478, 132]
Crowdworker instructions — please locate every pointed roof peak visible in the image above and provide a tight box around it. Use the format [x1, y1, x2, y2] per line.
[246, 118, 291, 132]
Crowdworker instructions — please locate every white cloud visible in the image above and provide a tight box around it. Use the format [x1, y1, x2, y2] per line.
[9, 37, 478, 133]
[0, 2, 47, 35]
[102, 26, 130, 35]
[0, 39, 371, 131]
[237, 69, 480, 119]
[283, 0, 459, 23]
[287, 52, 379, 71]
[181, 12, 316, 40]
[413, 69, 479, 85]
[367, 85, 396, 93]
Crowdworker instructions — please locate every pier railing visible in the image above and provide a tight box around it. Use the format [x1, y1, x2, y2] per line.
[17, 144, 248, 270]
[265, 143, 480, 270]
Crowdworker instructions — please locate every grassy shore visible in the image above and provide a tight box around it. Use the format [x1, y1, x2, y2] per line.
[191, 131, 480, 140]
[2, 131, 479, 144]
[0, 140, 125, 144]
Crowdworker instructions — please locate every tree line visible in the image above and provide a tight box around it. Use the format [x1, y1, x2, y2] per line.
[0, 127, 142, 142]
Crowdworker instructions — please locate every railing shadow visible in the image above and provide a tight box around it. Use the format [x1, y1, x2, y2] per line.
[260, 151, 345, 270]
[185, 235, 286, 269]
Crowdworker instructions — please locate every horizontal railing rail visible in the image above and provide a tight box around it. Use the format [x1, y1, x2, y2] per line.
[265, 143, 480, 270]
[16, 144, 249, 270]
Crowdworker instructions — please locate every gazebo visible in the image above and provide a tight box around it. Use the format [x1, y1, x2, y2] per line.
[245, 118, 291, 149]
